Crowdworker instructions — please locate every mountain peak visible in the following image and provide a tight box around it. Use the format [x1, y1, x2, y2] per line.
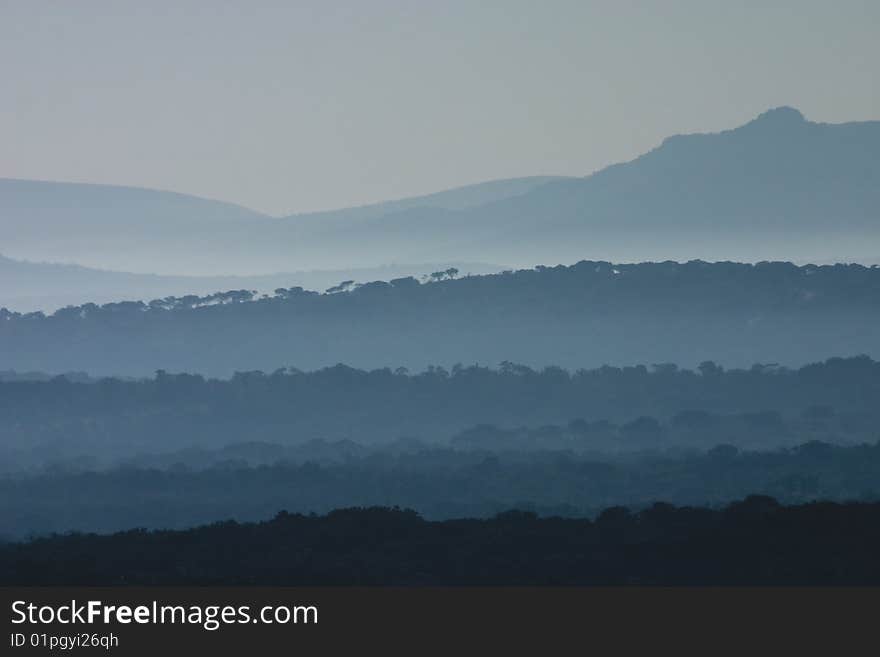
[744, 106, 807, 128]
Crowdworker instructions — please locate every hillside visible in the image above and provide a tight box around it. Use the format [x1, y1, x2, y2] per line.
[5, 439, 880, 537]
[1, 260, 878, 377]
[0, 178, 272, 274]
[1, 355, 876, 473]
[283, 176, 568, 221]
[5, 499, 880, 585]
[0, 176, 560, 275]
[0, 254, 502, 312]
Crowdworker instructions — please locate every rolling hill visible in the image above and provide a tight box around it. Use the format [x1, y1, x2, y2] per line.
[0, 176, 562, 275]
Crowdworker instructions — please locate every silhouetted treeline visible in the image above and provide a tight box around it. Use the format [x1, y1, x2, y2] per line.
[4, 497, 880, 585]
[1, 260, 879, 376]
[1, 355, 877, 469]
[3, 439, 879, 539]
[0, 369, 98, 383]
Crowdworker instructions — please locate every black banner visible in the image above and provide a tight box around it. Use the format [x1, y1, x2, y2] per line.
[2, 587, 877, 654]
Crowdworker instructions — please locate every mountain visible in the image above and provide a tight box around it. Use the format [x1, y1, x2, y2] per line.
[282, 107, 880, 268]
[0, 254, 502, 313]
[2, 108, 877, 274]
[2, 260, 878, 378]
[0, 176, 563, 275]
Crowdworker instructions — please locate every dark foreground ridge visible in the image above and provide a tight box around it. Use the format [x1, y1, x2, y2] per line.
[3, 497, 879, 585]
[4, 440, 880, 539]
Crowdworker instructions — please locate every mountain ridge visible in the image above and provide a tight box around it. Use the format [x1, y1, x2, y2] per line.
[2, 107, 877, 274]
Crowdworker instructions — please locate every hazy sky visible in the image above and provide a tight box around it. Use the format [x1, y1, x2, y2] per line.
[2, 1, 878, 216]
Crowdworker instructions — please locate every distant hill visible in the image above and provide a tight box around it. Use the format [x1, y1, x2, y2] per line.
[2, 108, 877, 274]
[283, 176, 568, 221]
[1, 260, 878, 377]
[0, 253, 502, 312]
[0, 178, 273, 274]
[0, 176, 562, 275]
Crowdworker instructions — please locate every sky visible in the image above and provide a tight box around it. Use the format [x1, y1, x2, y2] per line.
[1, 0, 878, 216]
